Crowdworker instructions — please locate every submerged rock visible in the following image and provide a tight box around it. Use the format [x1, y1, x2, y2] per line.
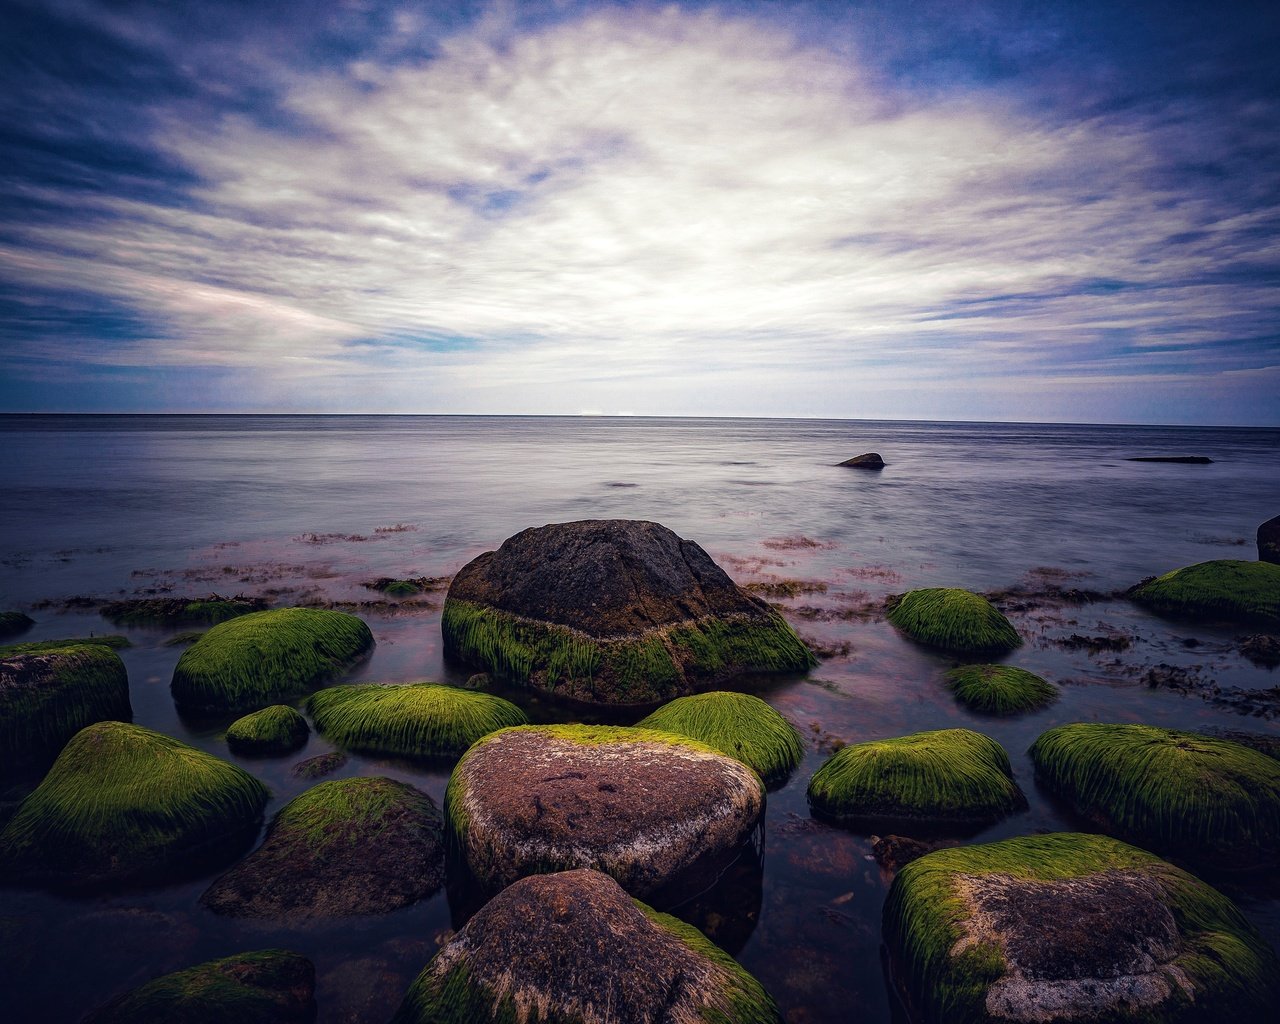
[290, 751, 347, 779]
[1260, 515, 1280, 564]
[390, 869, 781, 1024]
[447, 724, 764, 901]
[887, 588, 1021, 654]
[837, 452, 886, 469]
[1125, 455, 1213, 463]
[99, 595, 268, 627]
[944, 664, 1057, 715]
[1128, 559, 1280, 626]
[0, 611, 34, 639]
[1238, 633, 1280, 667]
[441, 519, 815, 705]
[225, 705, 309, 755]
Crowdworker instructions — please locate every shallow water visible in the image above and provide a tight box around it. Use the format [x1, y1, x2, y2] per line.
[1, 415, 1277, 1022]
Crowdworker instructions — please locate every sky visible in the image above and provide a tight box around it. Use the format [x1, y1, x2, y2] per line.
[0, 0, 1277, 423]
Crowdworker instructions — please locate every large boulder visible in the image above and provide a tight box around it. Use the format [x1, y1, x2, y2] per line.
[944, 664, 1057, 715]
[837, 452, 886, 469]
[447, 724, 764, 901]
[201, 777, 444, 920]
[1128, 559, 1280, 626]
[887, 588, 1021, 654]
[441, 519, 815, 704]
[883, 833, 1279, 1024]
[390, 869, 781, 1024]
[1259, 515, 1280, 564]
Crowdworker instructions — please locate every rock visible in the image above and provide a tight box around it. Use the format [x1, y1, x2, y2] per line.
[201, 777, 444, 920]
[1260, 515, 1280, 564]
[0, 634, 129, 655]
[1029, 723, 1280, 872]
[887, 588, 1022, 654]
[1, 645, 131, 780]
[390, 869, 781, 1024]
[944, 664, 1057, 715]
[807, 728, 1026, 830]
[870, 834, 959, 875]
[447, 724, 764, 901]
[82, 949, 315, 1024]
[1239, 633, 1280, 667]
[0, 721, 268, 886]
[441, 519, 815, 704]
[290, 751, 347, 779]
[0, 611, 34, 639]
[837, 452, 886, 469]
[225, 705, 310, 755]
[99, 596, 268, 626]
[883, 833, 1279, 1024]
[1128, 559, 1280, 626]
[1125, 455, 1213, 463]
[171, 607, 374, 714]
[307, 682, 526, 759]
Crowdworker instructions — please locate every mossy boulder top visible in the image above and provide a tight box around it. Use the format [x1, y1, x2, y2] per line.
[887, 588, 1021, 655]
[883, 832, 1279, 1024]
[202, 777, 444, 920]
[1030, 723, 1280, 872]
[225, 705, 310, 756]
[82, 949, 316, 1024]
[945, 665, 1057, 716]
[447, 724, 765, 901]
[1129, 559, 1280, 625]
[391, 868, 781, 1024]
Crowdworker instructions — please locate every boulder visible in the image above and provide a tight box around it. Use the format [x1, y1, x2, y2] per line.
[837, 452, 886, 469]
[447, 724, 764, 901]
[290, 752, 347, 779]
[0, 611, 34, 639]
[99, 596, 268, 626]
[390, 869, 781, 1024]
[887, 588, 1021, 654]
[1125, 455, 1213, 463]
[441, 519, 815, 704]
[225, 705, 309, 756]
[201, 777, 444, 920]
[1260, 515, 1280, 564]
[944, 664, 1057, 715]
[1128, 559, 1280, 626]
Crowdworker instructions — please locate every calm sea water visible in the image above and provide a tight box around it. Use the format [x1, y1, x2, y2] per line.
[1, 415, 1278, 1022]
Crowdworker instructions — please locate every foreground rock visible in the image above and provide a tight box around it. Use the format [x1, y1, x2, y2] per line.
[1030, 723, 1280, 872]
[391, 869, 781, 1024]
[82, 949, 315, 1024]
[883, 833, 1279, 1024]
[202, 777, 444, 920]
[1128, 559, 1280, 626]
[225, 705, 309, 755]
[447, 724, 764, 901]
[837, 452, 886, 469]
[944, 664, 1057, 715]
[887, 588, 1021, 654]
[1260, 514, 1280, 564]
[442, 519, 815, 704]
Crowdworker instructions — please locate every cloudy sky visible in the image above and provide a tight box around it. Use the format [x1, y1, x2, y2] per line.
[1, 0, 1277, 422]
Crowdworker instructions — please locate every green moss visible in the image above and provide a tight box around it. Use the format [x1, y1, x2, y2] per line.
[944, 664, 1057, 715]
[0, 612, 34, 639]
[0, 721, 268, 884]
[887, 589, 1021, 654]
[273, 776, 441, 852]
[883, 832, 1280, 1024]
[1130, 559, 1280, 625]
[308, 682, 527, 759]
[164, 630, 207, 647]
[638, 691, 803, 783]
[0, 634, 129, 656]
[225, 705, 309, 755]
[807, 728, 1025, 828]
[100, 596, 267, 627]
[171, 608, 374, 714]
[382, 580, 421, 597]
[1029, 723, 1280, 870]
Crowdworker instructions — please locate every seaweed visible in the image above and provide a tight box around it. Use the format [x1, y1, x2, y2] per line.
[99, 595, 267, 626]
[225, 705, 310, 755]
[887, 588, 1021, 654]
[0, 634, 129, 656]
[944, 664, 1057, 715]
[1129, 559, 1280, 625]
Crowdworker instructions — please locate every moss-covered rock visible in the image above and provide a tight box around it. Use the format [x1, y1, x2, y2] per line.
[201, 777, 444, 920]
[882, 832, 1279, 1024]
[448, 724, 764, 901]
[391, 869, 781, 1024]
[82, 949, 315, 1024]
[944, 665, 1057, 715]
[808, 728, 1026, 830]
[100, 596, 268, 627]
[1129, 559, 1280, 625]
[442, 519, 815, 705]
[638, 690, 803, 784]
[0, 611, 34, 639]
[0, 634, 129, 656]
[1259, 514, 1280, 565]
[225, 706, 309, 756]
[307, 682, 526, 759]
[1, 645, 131, 779]
[1029, 723, 1280, 872]
[887, 588, 1021, 654]
[290, 752, 347, 779]
[0, 721, 268, 885]
[171, 608, 374, 714]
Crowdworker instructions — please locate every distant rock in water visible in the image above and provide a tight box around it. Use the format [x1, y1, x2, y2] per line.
[837, 452, 886, 468]
[1125, 455, 1213, 463]
[1260, 515, 1280, 564]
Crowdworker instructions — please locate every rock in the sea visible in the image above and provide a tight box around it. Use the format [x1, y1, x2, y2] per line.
[883, 832, 1279, 1024]
[201, 777, 444, 920]
[1029, 723, 1280, 872]
[1, 644, 131, 779]
[441, 519, 815, 704]
[390, 869, 781, 1024]
[0, 721, 268, 885]
[82, 949, 315, 1024]
[99, 596, 268, 627]
[807, 728, 1026, 830]
[0, 611, 34, 639]
[447, 724, 765, 901]
[171, 607, 374, 714]
[225, 705, 310, 755]
[1128, 559, 1280, 626]
[1238, 633, 1280, 667]
[887, 588, 1021, 654]
[944, 664, 1057, 715]
[837, 452, 886, 469]
[289, 751, 347, 779]
[1125, 455, 1213, 463]
[1260, 515, 1280, 564]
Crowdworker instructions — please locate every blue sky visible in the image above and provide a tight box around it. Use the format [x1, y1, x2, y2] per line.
[1, 0, 1277, 422]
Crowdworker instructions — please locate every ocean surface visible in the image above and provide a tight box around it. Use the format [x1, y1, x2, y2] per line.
[1, 414, 1277, 1022]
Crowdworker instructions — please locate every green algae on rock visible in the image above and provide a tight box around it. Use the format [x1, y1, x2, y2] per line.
[638, 690, 803, 784]
[447, 724, 765, 901]
[1129, 559, 1280, 625]
[1029, 722, 1280, 872]
[0, 634, 129, 656]
[944, 665, 1057, 715]
[887, 588, 1021, 654]
[0, 721, 268, 885]
[807, 728, 1026, 830]
[225, 705, 309, 756]
[391, 868, 782, 1024]
[201, 776, 444, 920]
[171, 607, 374, 714]
[882, 832, 1280, 1024]
[307, 682, 526, 759]
[99, 595, 268, 627]
[0, 611, 34, 639]
[82, 949, 315, 1024]
[442, 519, 815, 705]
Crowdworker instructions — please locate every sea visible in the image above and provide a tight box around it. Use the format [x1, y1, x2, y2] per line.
[1, 414, 1277, 1022]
